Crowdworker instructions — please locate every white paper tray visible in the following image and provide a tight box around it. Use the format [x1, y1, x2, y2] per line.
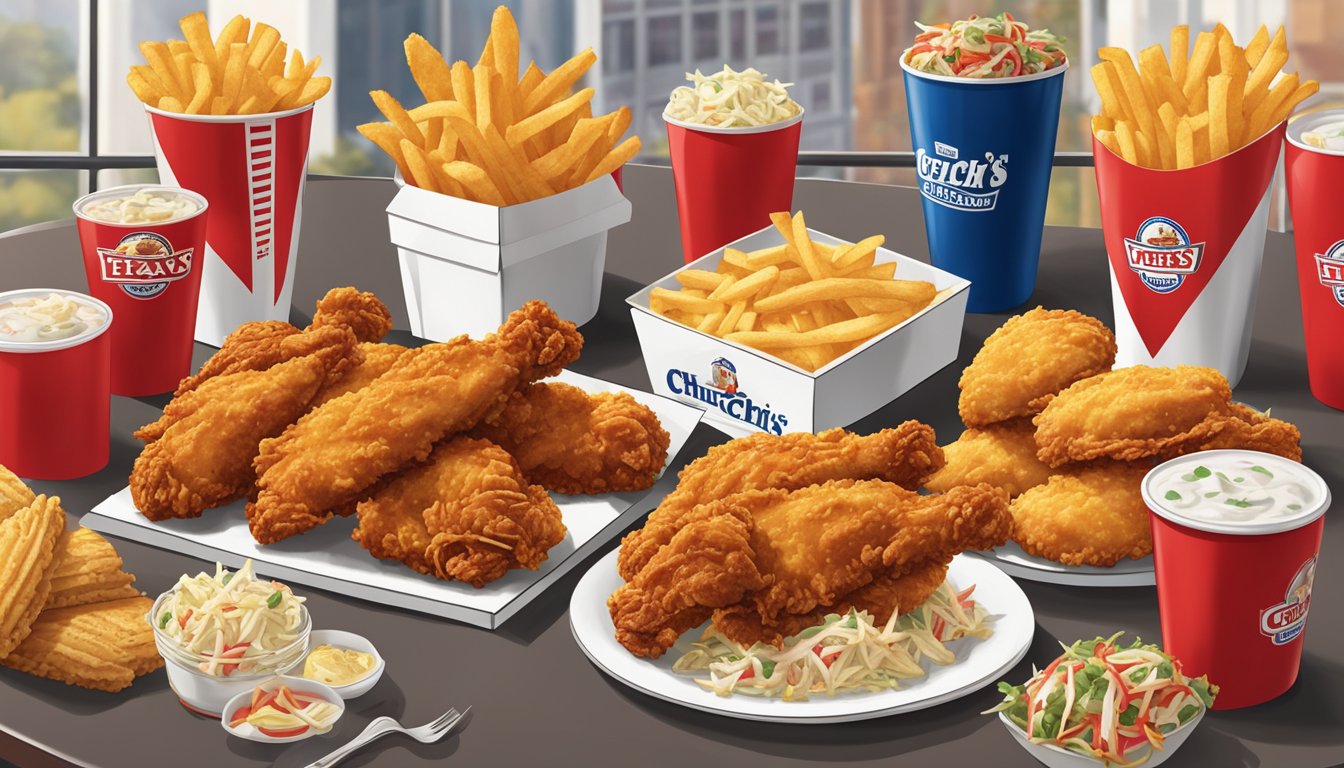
[81, 369, 703, 629]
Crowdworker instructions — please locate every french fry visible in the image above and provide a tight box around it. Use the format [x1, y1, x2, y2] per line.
[833, 235, 883, 269]
[506, 88, 594, 146]
[1139, 44, 1187, 115]
[1183, 31, 1217, 110]
[126, 70, 160, 105]
[158, 96, 184, 112]
[1099, 48, 1158, 143]
[450, 61, 476, 123]
[1244, 26, 1287, 114]
[1091, 62, 1132, 122]
[357, 122, 415, 182]
[675, 270, 728, 292]
[488, 6, 520, 88]
[1218, 34, 1247, 147]
[715, 266, 780, 303]
[371, 90, 425, 147]
[1244, 24, 1270, 68]
[727, 312, 908, 350]
[185, 62, 212, 114]
[1114, 120, 1139, 165]
[651, 287, 721, 315]
[584, 135, 641, 184]
[405, 34, 454, 101]
[213, 15, 249, 64]
[400, 139, 440, 193]
[1208, 74, 1232, 157]
[524, 48, 597, 115]
[1246, 72, 1297, 139]
[1133, 128, 1156, 168]
[440, 161, 508, 206]
[1092, 115, 1115, 135]
[754, 278, 936, 312]
[179, 12, 221, 94]
[140, 42, 186, 102]
[1096, 129, 1122, 159]
[1170, 24, 1190, 87]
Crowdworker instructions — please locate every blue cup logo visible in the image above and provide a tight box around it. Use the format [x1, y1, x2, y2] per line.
[916, 143, 1008, 212]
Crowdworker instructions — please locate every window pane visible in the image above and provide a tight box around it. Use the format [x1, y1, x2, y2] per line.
[755, 6, 780, 56]
[799, 2, 829, 51]
[0, 2, 84, 153]
[0, 171, 85, 231]
[728, 9, 746, 62]
[692, 11, 718, 61]
[97, 0, 204, 155]
[603, 19, 636, 75]
[648, 15, 681, 67]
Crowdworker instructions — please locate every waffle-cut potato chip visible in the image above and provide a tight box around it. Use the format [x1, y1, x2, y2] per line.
[44, 529, 140, 611]
[0, 495, 65, 658]
[0, 597, 160, 692]
[0, 464, 35, 523]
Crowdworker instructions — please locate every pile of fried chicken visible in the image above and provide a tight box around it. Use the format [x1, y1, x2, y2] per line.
[608, 426, 1015, 658]
[926, 307, 1302, 567]
[129, 289, 671, 588]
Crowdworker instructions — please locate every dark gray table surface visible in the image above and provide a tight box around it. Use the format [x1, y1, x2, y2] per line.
[0, 164, 1341, 768]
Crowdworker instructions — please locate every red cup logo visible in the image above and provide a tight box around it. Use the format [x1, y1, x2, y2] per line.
[1260, 556, 1315, 646]
[1123, 216, 1206, 294]
[96, 232, 194, 300]
[1313, 239, 1344, 308]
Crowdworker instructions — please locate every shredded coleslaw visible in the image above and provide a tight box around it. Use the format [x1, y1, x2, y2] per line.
[229, 683, 341, 738]
[986, 633, 1217, 768]
[906, 13, 1066, 78]
[672, 580, 990, 700]
[157, 560, 306, 677]
[665, 65, 800, 127]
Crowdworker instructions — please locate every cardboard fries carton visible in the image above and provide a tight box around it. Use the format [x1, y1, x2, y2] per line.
[387, 171, 632, 340]
[628, 226, 970, 435]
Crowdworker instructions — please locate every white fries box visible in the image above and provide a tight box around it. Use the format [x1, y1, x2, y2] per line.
[387, 171, 632, 340]
[628, 226, 971, 435]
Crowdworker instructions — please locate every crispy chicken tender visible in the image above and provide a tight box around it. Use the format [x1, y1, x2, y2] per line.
[924, 419, 1053, 499]
[958, 307, 1116, 427]
[617, 424, 945, 581]
[609, 480, 1010, 659]
[470, 382, 671, 495]
[1033, 365, 1301, 466]
[310, 342, 409, 408]
[248, 301, 583, 544]
[1010, 462, 1153, 567]
[130, 330, 358, 521]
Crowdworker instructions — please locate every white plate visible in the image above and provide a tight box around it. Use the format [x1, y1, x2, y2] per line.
[81, 369, 704, 629]
[570, 551, 1035, 723]
[973, 543, 1155, 587]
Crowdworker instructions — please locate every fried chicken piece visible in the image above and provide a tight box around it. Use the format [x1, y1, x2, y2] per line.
[608, 506, 764, 659]
[959, 308, 1116, 427]
[353, 437, 565, 585]
[173, 286, 391, 396]
[307, 286, 395, 343]
[1010, 462, 1153, 567]
[0, 596, 160, 692]
[924, 419, 1053, 499]
[609, 480, 1010, 658]
[470, 382, 671, 495]
[616, 424, 944, 581]
[394, 438, 568, 587]
[248, 301, 583, 544]
[1033, 365, 1302, 466]
[711, 559, 950, 647]
[130, 330, 358, 521]
[311, 342, 409, 408]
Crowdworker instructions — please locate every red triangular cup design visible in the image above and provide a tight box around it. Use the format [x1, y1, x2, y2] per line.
[1094, 124, 1284, 357]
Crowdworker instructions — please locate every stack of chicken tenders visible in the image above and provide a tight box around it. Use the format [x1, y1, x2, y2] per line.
[927, 307, 1302, 567]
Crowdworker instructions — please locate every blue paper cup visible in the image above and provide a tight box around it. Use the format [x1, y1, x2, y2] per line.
[901, 56, 1067, 313]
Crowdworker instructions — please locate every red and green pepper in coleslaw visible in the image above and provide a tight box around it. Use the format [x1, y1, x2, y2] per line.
[906, 12, 1067, 78]
[986, 633, 1217, 767]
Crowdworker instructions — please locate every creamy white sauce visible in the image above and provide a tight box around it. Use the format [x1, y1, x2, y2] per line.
[1303, 120, 1344, 151]
[82, 189, 199, 224]
[0, 293, 106, 343]
[1150, 455, 1319, 527]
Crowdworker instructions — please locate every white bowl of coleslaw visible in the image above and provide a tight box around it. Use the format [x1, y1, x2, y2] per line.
[148, 561, 312, 717]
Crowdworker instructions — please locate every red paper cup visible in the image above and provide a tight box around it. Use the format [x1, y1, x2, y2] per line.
[1285, 110, 1344, 410]
[1094, 125, 1284, 387]
[1143, 450, 1330, 710]
[0, 289, 112, 480]
[74, 185, 208, 396]
[665, 109, 803, 263]
[145, 103, 314, 347]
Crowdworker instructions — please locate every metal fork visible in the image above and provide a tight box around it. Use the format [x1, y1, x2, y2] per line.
[304, 707, 472, 768]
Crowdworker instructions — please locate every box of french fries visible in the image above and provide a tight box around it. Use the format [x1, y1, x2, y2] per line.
[389, 168, 630, 340]
[365, 7, 638, 340]
[627, 213, 970, 436]
[1090, 24, 1318, 386]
